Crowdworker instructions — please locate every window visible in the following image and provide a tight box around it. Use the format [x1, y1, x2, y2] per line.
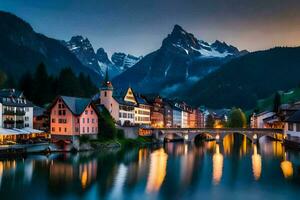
[25, 117, 29, 121]
[65, 128, 67, 132]
[85, 110, 88, 115]
[104, 91, 107, 97]
[92, 127, 94, 132]
[82, 118, 85, 123]
[52, 127, 55, 132]
[87, 127, 89, 133]
[59, 127, 61, 132]
[288, 123, 294, 131]
[25, 108, 29, 112]
[87, 118, 90, 123]
[296, 124, 300, 132]
[52, 118, 55, 123]
[82, 127, 85, 133]
[75, 127, 79, 132]
[91, 110, 94, 115]
[77, 118, 80, 123]
[92, 119, 95, 123]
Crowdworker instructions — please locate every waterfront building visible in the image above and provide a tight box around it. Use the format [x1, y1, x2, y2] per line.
[99, 69, 151, 126]
[49, 96, 99, 141]
[285, 110, 300, 139]
[0, 89, 33, 129]
[146, 96, 165, 128]
[0, 89, 45, 145]
[250, 111, 275, 128]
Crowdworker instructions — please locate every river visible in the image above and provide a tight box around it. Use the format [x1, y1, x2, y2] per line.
[0, 133, 300, 200]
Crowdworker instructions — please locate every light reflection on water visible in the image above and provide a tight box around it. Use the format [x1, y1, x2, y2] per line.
[1, 133, 300, 200]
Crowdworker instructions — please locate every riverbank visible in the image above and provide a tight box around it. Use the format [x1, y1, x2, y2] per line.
[0, 136, 157, 156]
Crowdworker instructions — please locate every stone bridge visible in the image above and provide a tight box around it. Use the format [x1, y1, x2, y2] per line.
[145, 128, 284, 143]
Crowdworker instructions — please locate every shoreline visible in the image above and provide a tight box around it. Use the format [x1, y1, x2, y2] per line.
[0, 137, 158, 157]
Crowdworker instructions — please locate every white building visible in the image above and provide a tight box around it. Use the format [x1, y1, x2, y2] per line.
[181, 111, 188, 128]
[0, 89, 43, 145]
[0, 89, 33, 129]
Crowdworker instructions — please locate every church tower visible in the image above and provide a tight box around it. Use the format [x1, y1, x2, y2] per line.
[100, 68, 118, 119]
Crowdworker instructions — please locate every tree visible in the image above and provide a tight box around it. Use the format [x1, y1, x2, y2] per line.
[273, 91, 281, 114]
[19, 71, 33, 99]
[57, 67, 83, 97]
[228, 108, 247, 128]
[206, 114, 215, 128]
[32, 63, 52, 106]
[98, 107, 117, 139]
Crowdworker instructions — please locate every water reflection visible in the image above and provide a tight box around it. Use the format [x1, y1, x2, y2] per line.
[251, 144, 262, 181]
[146, 148, 168, 193]
[281, 153, 293, 179]
[212, 144, 223, 185]
[1, 133, 300, 200]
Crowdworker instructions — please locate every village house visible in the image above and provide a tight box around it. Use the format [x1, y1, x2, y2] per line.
[0, 89, 45, 145]
[285, 110, 300, 140]
[250, 111, 276, 128]
[49, 96, 99, 142]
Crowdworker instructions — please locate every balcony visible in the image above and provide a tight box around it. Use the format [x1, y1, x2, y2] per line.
[3, 110, 16, 115]
[4, 119, 15, 124]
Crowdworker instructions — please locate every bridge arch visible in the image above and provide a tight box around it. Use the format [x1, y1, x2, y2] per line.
[191, 132, 215, 143]
[221, 132, 254, 143]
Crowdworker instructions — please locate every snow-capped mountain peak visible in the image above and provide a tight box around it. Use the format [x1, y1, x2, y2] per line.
[163, 25, 246, 58]
[63, 36, 141, 78]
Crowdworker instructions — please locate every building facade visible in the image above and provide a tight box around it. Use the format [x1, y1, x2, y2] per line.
[285, 110, 300, 139]
[99, 70, 151, 126]
[50, 96, 99, 141]
[0, 89, 46, 145]
[0, 89, 33, 129]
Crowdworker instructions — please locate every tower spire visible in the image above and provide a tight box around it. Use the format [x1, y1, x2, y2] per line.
[104, 67, 109, 83]
[101, 67, 113, 90]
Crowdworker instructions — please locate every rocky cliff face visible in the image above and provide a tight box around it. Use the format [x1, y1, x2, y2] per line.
[113, 24, 247, 95]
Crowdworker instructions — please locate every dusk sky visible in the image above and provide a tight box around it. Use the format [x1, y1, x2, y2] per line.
[1, 0, 300, 56]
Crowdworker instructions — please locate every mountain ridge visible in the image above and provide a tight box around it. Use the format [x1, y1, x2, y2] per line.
[112, 24, 247, 95]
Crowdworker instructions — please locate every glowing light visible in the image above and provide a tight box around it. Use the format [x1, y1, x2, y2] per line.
[146, 148, 168, 193]
[281, 153, 293, 179]
[184, 135, 189, 141]
[212, 144, 223, 185]
[281, 161, 293, 178]
[253, 134, 257, 140]
[215, 134, 220, 140]
[81, 168, 88, 189]
[251, 144, 262, 180]
[0, 161, 3, 187]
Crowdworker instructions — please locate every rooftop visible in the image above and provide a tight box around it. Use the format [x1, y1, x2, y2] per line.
[60, 96, 92, 115]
